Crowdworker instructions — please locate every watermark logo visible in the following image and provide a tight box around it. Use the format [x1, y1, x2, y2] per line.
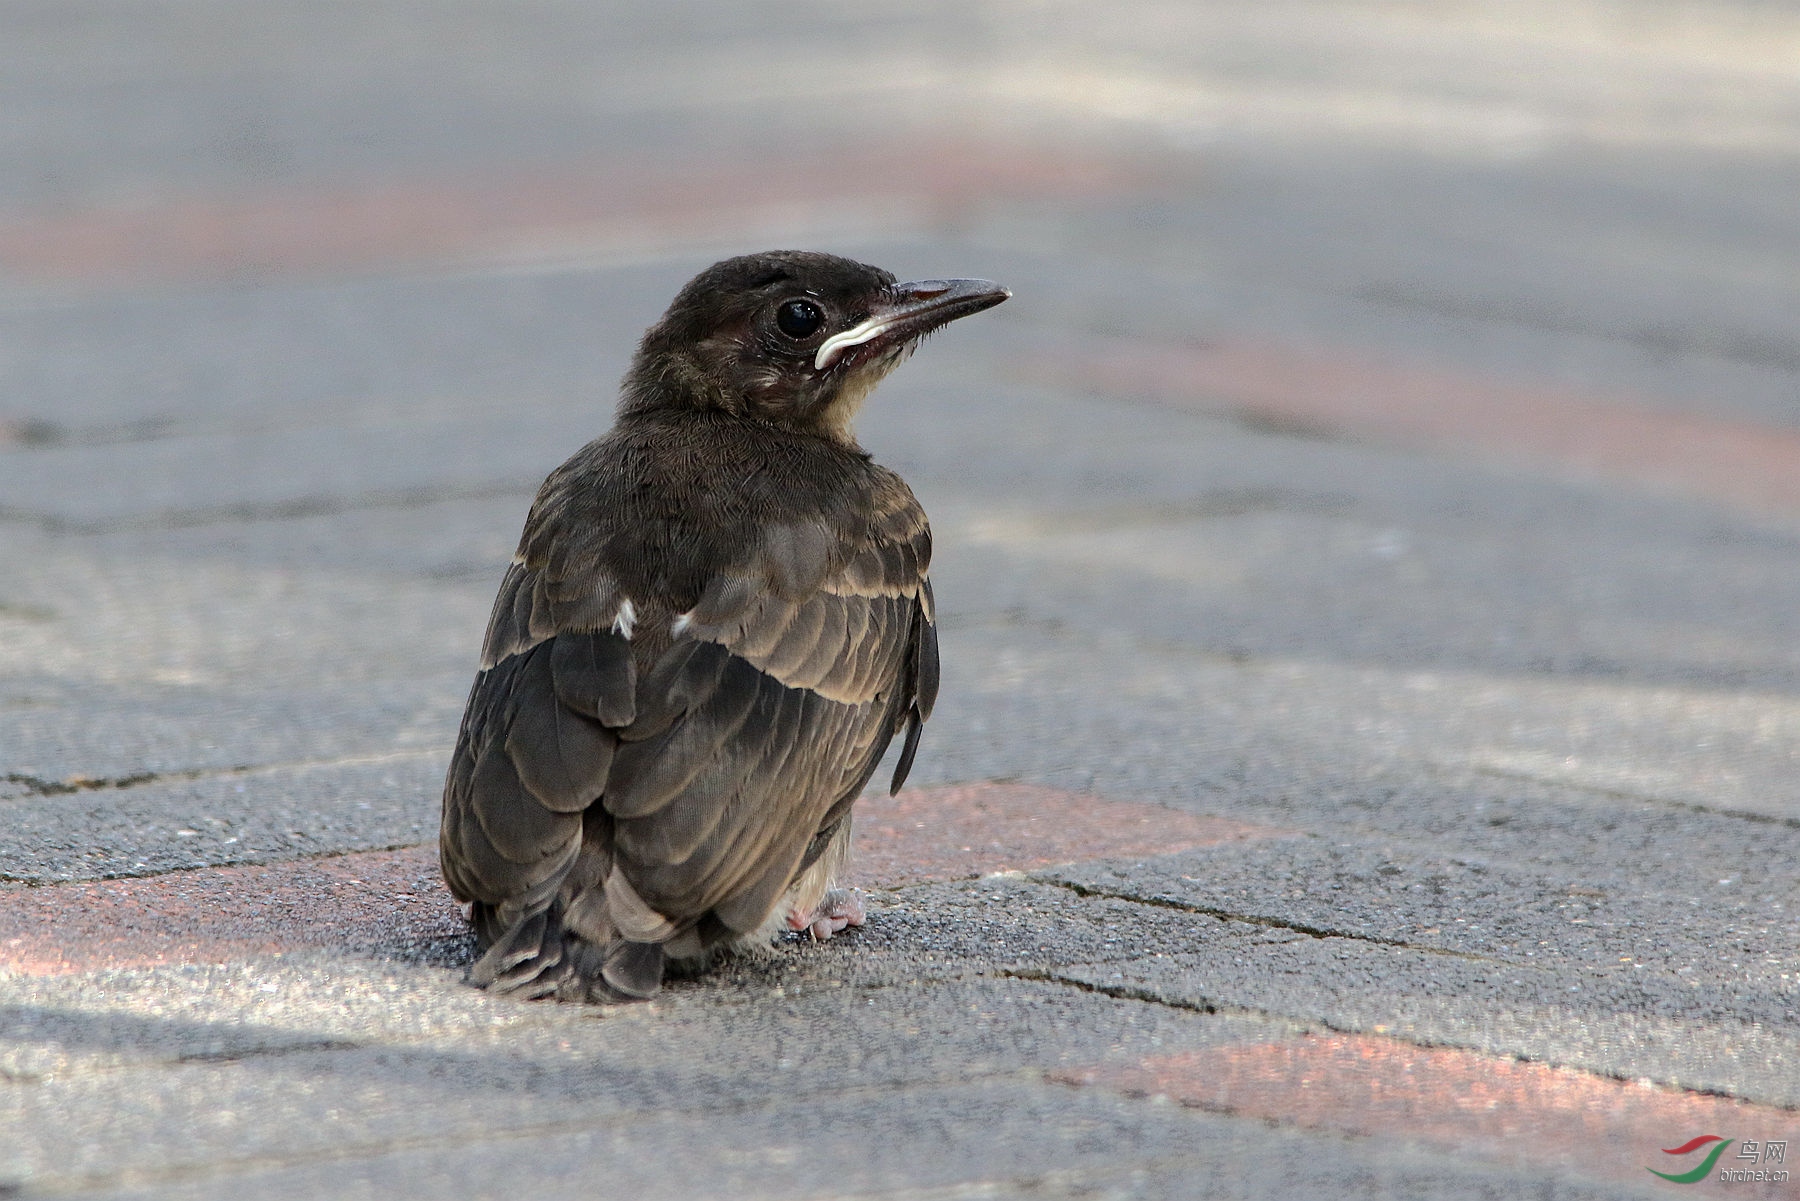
[1649, 1136, 1787, 1185]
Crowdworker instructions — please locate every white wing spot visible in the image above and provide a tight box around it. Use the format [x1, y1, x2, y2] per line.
[611, 599, 637, 639]
[671, 611, 692, 637]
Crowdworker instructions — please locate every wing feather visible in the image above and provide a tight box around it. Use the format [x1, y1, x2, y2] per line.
[552, 631, 637, 726]
[442, 447, 939, 981]
[758, 590, 830, 679]
[599, 480, 934, 937]
[441, 581, 636, 919]
[604, 646, 764, 818]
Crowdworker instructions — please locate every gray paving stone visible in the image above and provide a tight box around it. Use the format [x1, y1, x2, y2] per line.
[873, 873, 1800, 1104]
[77, 1085, 1664, 1201]
[0, 961, 1277, 1191]
[64, 1077, 1657, 1201]
[1051, 943, 1800, 1110]
[0, 956, 1273, 1078]
[0, 754, 445, 881]
[0, 957, 1657, 1200]
[1043, 840, 1800, 991]
[0, 675, 466, 783]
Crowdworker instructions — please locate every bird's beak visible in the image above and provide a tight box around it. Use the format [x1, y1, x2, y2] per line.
[814, 278, 1010, 371]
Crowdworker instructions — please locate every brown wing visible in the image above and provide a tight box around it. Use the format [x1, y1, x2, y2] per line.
[604, 479, 937, 935]
[438, 555, 639, 942]
[439, 469, 937, 960]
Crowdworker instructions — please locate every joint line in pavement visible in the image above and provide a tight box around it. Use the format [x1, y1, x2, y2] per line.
[1040, 877, 1513, 965]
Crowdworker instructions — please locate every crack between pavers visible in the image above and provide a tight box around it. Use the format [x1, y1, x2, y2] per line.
[1006, 963, 1413, 1040]
[0, 478, 537, 536]
[175, 1037, 367, 1065]
[2, 1037, 377, 1085]
[0, 410, 517, 455]
[1036, 875, 1513, 966]
[1, 1031, 375, 1086]
[1000, 966, 1222, 1017]
[1, 1037, 383, 1087]
[1, 748, 447, 804]
[865, 872, 1515, 970]
[0, 838, 434, 887]
[0, 601, 56, 623]
[0, 415, 179, 451]
[1012, 967, 1800, 1116]
[1466, 763, 1800, 831]
[2, 769, 172, 798]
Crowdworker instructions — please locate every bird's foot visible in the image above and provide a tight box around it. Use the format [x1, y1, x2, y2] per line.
[788, 887, 866, 941]
[467, 905, 664, 1003]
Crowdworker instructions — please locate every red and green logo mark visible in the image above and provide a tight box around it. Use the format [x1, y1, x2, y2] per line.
[1650, 1135, 1733, 1183]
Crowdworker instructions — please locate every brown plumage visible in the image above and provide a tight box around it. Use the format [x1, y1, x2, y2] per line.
[440, 251, 1008, 1001]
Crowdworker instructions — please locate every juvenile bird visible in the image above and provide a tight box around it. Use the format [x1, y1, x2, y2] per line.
[440, 251, 1008, 1001]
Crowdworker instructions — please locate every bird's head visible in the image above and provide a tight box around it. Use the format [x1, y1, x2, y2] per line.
[623, 251, 1009, 442]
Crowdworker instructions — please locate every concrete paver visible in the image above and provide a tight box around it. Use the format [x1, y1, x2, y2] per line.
[1061, 1036, 1797, 1195]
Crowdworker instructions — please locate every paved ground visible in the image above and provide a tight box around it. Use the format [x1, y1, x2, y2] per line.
[2, 2, 1798, 1197]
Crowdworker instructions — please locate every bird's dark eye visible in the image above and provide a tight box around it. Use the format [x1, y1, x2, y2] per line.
[775, 298, 824, 339]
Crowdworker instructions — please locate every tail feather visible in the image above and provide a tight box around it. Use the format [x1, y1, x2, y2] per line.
[602, 939, 665, 999]
[467, 902, 667, 1003]
[469, 908, 570, 998]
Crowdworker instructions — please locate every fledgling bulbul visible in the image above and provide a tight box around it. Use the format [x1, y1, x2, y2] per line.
[440, 251, 1008, 1001]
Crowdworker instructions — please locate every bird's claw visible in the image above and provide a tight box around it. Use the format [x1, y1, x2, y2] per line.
[788, 888, 866, 941]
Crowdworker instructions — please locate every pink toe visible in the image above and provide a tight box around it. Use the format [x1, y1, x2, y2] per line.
[791, 889, 868, 940]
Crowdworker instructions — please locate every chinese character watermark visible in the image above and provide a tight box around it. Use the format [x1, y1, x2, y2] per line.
[1649, 1136, 1790, 1185]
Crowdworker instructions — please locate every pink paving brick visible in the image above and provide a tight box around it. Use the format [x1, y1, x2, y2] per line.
[0, 782, 1272, 976]
[1046, 338, 1800, 516]
[0, 847, 460, 978]
[0, 141, 1143, 286]
[1057, 1035, 1797, 1193]
[852, 782, 1288, 889]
